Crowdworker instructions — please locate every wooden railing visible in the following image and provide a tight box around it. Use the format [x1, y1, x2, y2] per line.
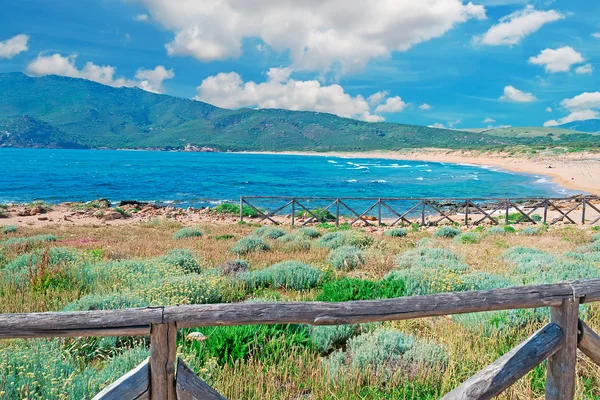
[2, 279, 600, 399]
[239, 196, 600, 227]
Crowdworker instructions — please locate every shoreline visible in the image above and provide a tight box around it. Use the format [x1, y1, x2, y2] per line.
[241, 150, 600, 195]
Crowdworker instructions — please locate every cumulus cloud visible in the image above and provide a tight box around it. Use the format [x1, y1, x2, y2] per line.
[528, 47, 584, 73]
[592, 33, 600, 39]
[575, 64, 593, 75]
[483, 117, 495, 123]
[194, 68, 406, 122]
[500, 86, 536, 102]
[475, 6, 563, 46]
[133, 14, 149, 22]
[544, 92, 600, 127]
[546, 107, 553, 112]
[419, 103, 432, 110]
[25, 53, 174, 93]
[0, 34, 30, 59]
[137, 0, 485, 72]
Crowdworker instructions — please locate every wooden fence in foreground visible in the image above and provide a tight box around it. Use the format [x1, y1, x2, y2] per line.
[2, 280, 600, 399]
[239, 196, 600, 227]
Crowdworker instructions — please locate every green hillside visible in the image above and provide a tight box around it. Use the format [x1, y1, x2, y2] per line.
[0, 72, 598, 151]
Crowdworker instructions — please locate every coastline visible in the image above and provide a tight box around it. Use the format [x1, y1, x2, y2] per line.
[241, 149, 600, 195]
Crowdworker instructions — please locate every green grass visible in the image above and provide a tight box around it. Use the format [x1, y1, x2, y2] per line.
[316, 278, 405, 302]
[215, 203, 259, 218]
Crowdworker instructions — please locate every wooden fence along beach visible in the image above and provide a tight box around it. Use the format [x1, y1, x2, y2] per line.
[1, 279, 600, 399]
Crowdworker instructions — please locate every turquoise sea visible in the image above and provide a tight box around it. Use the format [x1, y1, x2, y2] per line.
[0, 149, 573, 208]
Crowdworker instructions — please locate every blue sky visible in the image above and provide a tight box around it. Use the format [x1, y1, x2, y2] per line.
[1, 0, 599, 129]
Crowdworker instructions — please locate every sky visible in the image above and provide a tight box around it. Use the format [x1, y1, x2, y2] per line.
[0, 0, 599, 129]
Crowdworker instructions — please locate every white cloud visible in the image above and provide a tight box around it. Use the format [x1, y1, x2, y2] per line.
[544, 92, 600, 127]
[374, 96, 407, 113]
[194, 68, 405, 122]
[475, 6, 563, 46]
[592, 33, 600, 39]
[0, 34, 30, 59]
[544, 110, 598, 127]
[500, 86, 536, 102]
[483, 117, 495, 123]
[428, 123, 446, 129]
[575, 64, 593, 75]
[139, 0, 485, 72]
[528, 47, 584, 73]
[419, 103, 432, 110]
[546, 106, 553, 112]
[133, 14, 149, 22]
[25, 53, 174, 93]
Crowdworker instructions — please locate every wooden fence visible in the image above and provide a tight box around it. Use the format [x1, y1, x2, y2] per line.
[239, 196, 600, 227]
[2, 279, 600, 399]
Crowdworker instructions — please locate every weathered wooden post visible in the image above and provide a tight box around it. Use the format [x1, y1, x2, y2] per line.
[377, 199, 382, 226]
[464, 199, 470, 226]
[544, 199, 549, 224]
[336, 199, 340, 227]
[239, 197, 244, 223]
[505, 199, 510, 225]
[291, 199, 295, 227]
[150, 322, 177, 400]
[582, 199, 587, 224]
[421, 199, 426, 226]
[546, 298, 578, 400]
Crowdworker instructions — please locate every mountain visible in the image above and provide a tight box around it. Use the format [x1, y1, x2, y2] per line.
[0, 72, 598, 151]
[556, 119, 600, 134]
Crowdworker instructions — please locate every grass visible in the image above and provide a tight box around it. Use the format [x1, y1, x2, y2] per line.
[0, 222, 599, 399]
[2, 225, 17, 234]
[384, 228, 407, 238]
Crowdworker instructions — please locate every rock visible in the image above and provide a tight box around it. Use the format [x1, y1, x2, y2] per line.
[105, 212, 123, 220]
[119, 200, 148, 208]
[29, 205, 44, 215]
[37, 216, 48, 221]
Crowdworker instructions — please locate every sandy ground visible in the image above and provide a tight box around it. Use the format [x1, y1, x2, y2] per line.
[244, 149, 600, 195]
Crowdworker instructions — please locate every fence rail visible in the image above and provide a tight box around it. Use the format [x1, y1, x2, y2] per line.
[239, 195, 600, 227]
[2, 279, 600, 399]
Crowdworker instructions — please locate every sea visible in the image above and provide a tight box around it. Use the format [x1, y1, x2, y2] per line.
[0, 149, 574, 210]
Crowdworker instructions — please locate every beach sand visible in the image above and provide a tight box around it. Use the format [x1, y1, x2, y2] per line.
[244, 149, 600, 195]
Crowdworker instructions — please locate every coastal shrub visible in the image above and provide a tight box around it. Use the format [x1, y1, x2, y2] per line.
[231, 236, 269, 255]
[461, 272, 514, 291]
[68, 199, 110, 211]
[453, 308, 548, 336]
[312, 325, 357, 353]
[591, 233, 600, 242]
[172, 227, 203, 240]
[157, 249, 201, 274]
[385, 268, 468, 296]
[1, 234, 57, 249]
[329, 246, 366, 271]
[1, 225, 17, 234]
[184, 324, 311, 366]
[254, 226, 286, 239]
[296, 208, 335, 222]
[416, 238, 437, 248]
[239, 261, 323, 291]
[544, 260, 600, 282]
[318, 231, 373, 250]
[504, 225, 516, 233]
[220, 259, 249, 276]
[138, 273, 228, 305]
[297, 227, 320, 239]
[282, 237, 311, 252]
[455, 232, 479, 244]
[486, 226, 506, 236]
[384, 228, 407, 238]
[327, 329, 447, 376]
[394, 248, 468, 273]
[316, 278, 405, 302]
[502, 247, 555, 278]
[432, 227, 461, 239]
[215, 234, 235, 241]
[521, 226, 542, 236]
[113, 206, 131, 217]
[63, 293, 149, 311]
[214, 203, 259, 218]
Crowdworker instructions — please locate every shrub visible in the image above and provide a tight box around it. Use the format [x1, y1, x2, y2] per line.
[138, 273, 228, 305]
[297, 227, 321, 239]
[114, 207, 131, 217]
[521, 226, 542, 236]
[1, 225, 17, 234]
[316, 277, 405, 302]
[239, 261, 323, 291]
[157, 249, 201, 274]
[63, 293, 149, 311]
[384, 228, 407, 238]
[453, 308, 548, 336]
[502, 247, 555, 277]
[591, 233, 600, 242]
[183, 324, 311, 366]
[416, 238, 437, 248]
[394, 248, 468, 273]
[454, 232, 479, 244]
[254, 226, 286, 239]
[296, 208, 335, 222]
[329, 246, 365, 271]
[432, 227, 461, 239]
[216, 234, 235, 241]
[328, 329, 447, 376]
[220, 259, 249, 275]
[172, 227, 203, 240]
[504, 225, 516, 233]
[1, 234, 57, 249]
[385, 268, 468, 296]
[312, 325, 357, 353]
[231, 236, 269, 255]
[215, 203, 259, 218]
[485, 226, 506, 236]
[460, 272, 514, 291]
[318, 231, 373, 250]
[282, 237, 311, 252]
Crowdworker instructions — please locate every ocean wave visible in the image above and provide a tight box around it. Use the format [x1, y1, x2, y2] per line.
[374, 164, 411, 168]
[370, 180, 387, 183]
[346, 179, 357, 183]
[327, 160, 338, 164]
[534, 177, 550, 184]
[416, 177, 424, 181]
[353, 166, 369, 170]
[415, 164, 429, 167]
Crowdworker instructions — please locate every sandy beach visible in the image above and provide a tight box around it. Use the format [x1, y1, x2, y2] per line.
[244, 149, 600, 195]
